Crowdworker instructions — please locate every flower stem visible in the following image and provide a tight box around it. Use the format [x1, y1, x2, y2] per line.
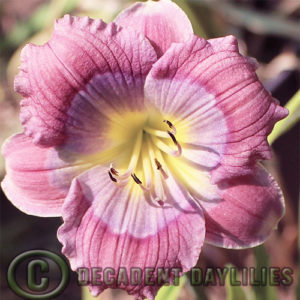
[268, 90, 300, 145]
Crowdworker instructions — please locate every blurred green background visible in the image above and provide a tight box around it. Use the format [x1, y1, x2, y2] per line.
[0, 0, 299, 299]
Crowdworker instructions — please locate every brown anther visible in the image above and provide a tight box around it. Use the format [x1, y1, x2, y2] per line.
[131, 174, 149, 191]
[163, 120, 176, 134]
[167, 131, 182, 156]
[110, 167, 119, 176]
[168, 131, 178, 145]
[131, 173, 142, 185]
[155, 158, 162, 170]
[155, 158, 168, 179]
[108, 171, 117, 183]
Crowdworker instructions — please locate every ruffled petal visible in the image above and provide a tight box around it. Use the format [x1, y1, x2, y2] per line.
[1, 133, 92, 216]
[144, 35, 288, 182]
[16, 15, 157, 149]
[58, 166, 205, 299]
[201, 166, 285, 248]
[115, 0, 193, 57]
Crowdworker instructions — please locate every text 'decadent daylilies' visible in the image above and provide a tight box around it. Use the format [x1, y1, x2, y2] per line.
[1, 0, 288, 299]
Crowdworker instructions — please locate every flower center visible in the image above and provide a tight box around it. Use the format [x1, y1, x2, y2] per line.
[106, 110, 184, 206]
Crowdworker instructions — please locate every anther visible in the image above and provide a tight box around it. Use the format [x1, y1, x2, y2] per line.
[167, 131, 182, 156]
[163, 120, 176, 134]
[110, 167, 119, 176]
[131, 173, 149, 191]
[131, 173, 142, 184]
[155, 158, 162, 170]
[155, 158, 168, 179]
[108, 171, 117, 183]
[168, 131, 177, 144]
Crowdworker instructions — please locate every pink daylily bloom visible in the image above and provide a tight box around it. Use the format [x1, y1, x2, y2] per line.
[2, 0, 288, 299]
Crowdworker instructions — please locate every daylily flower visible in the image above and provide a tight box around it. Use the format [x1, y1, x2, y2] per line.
[2, 0, 288, 299]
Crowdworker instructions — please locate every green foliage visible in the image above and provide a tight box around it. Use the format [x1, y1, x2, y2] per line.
[225, 264, 248, 300]
[173, 0, 207, 38]
[268, 90, 300, 145]
[155, 275, 187, 300]
[0, 0, 79, 54]
[187, 0, 300, 40]
[253, 246, 278, 300]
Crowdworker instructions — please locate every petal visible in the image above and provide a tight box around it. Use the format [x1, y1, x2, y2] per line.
[58, 166, 205, 299]
[144, 35, 288, 182]
[201, 166, 285, 248]
[16, 15, 157, 149]
[1, 133, 91, 216]
[114, 0, 193, 57]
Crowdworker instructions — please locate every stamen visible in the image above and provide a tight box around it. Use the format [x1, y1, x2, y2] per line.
[109, 131, 143, 181]
[163, 120, 176, 134]
[108, 171, 117, 183]
[168, 131, 182, 156]
[108, 166, 129, 186]
[131, 173, 149, 192]
[151, 135, 181, 157]
[142, 142, 152, 188]
[128, 130, 143, 170]
[131, 173, 142, 184]
[147, 136, 166, 203]
[154, 158, 162, 170]
[106, 117, 180, 197]
[143, 127, 170, 138]
[110, 167, 119, 176]
[154, 158, 168, 179]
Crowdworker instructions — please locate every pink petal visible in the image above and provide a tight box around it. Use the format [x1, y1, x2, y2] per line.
[16, 15, 157, 148]
[1, 133, 90, 216]
[115, 0, 193, 57]
[201, 166, 285, 248]
[58, 166, 205, 299]
[144, 35, 288, 182]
